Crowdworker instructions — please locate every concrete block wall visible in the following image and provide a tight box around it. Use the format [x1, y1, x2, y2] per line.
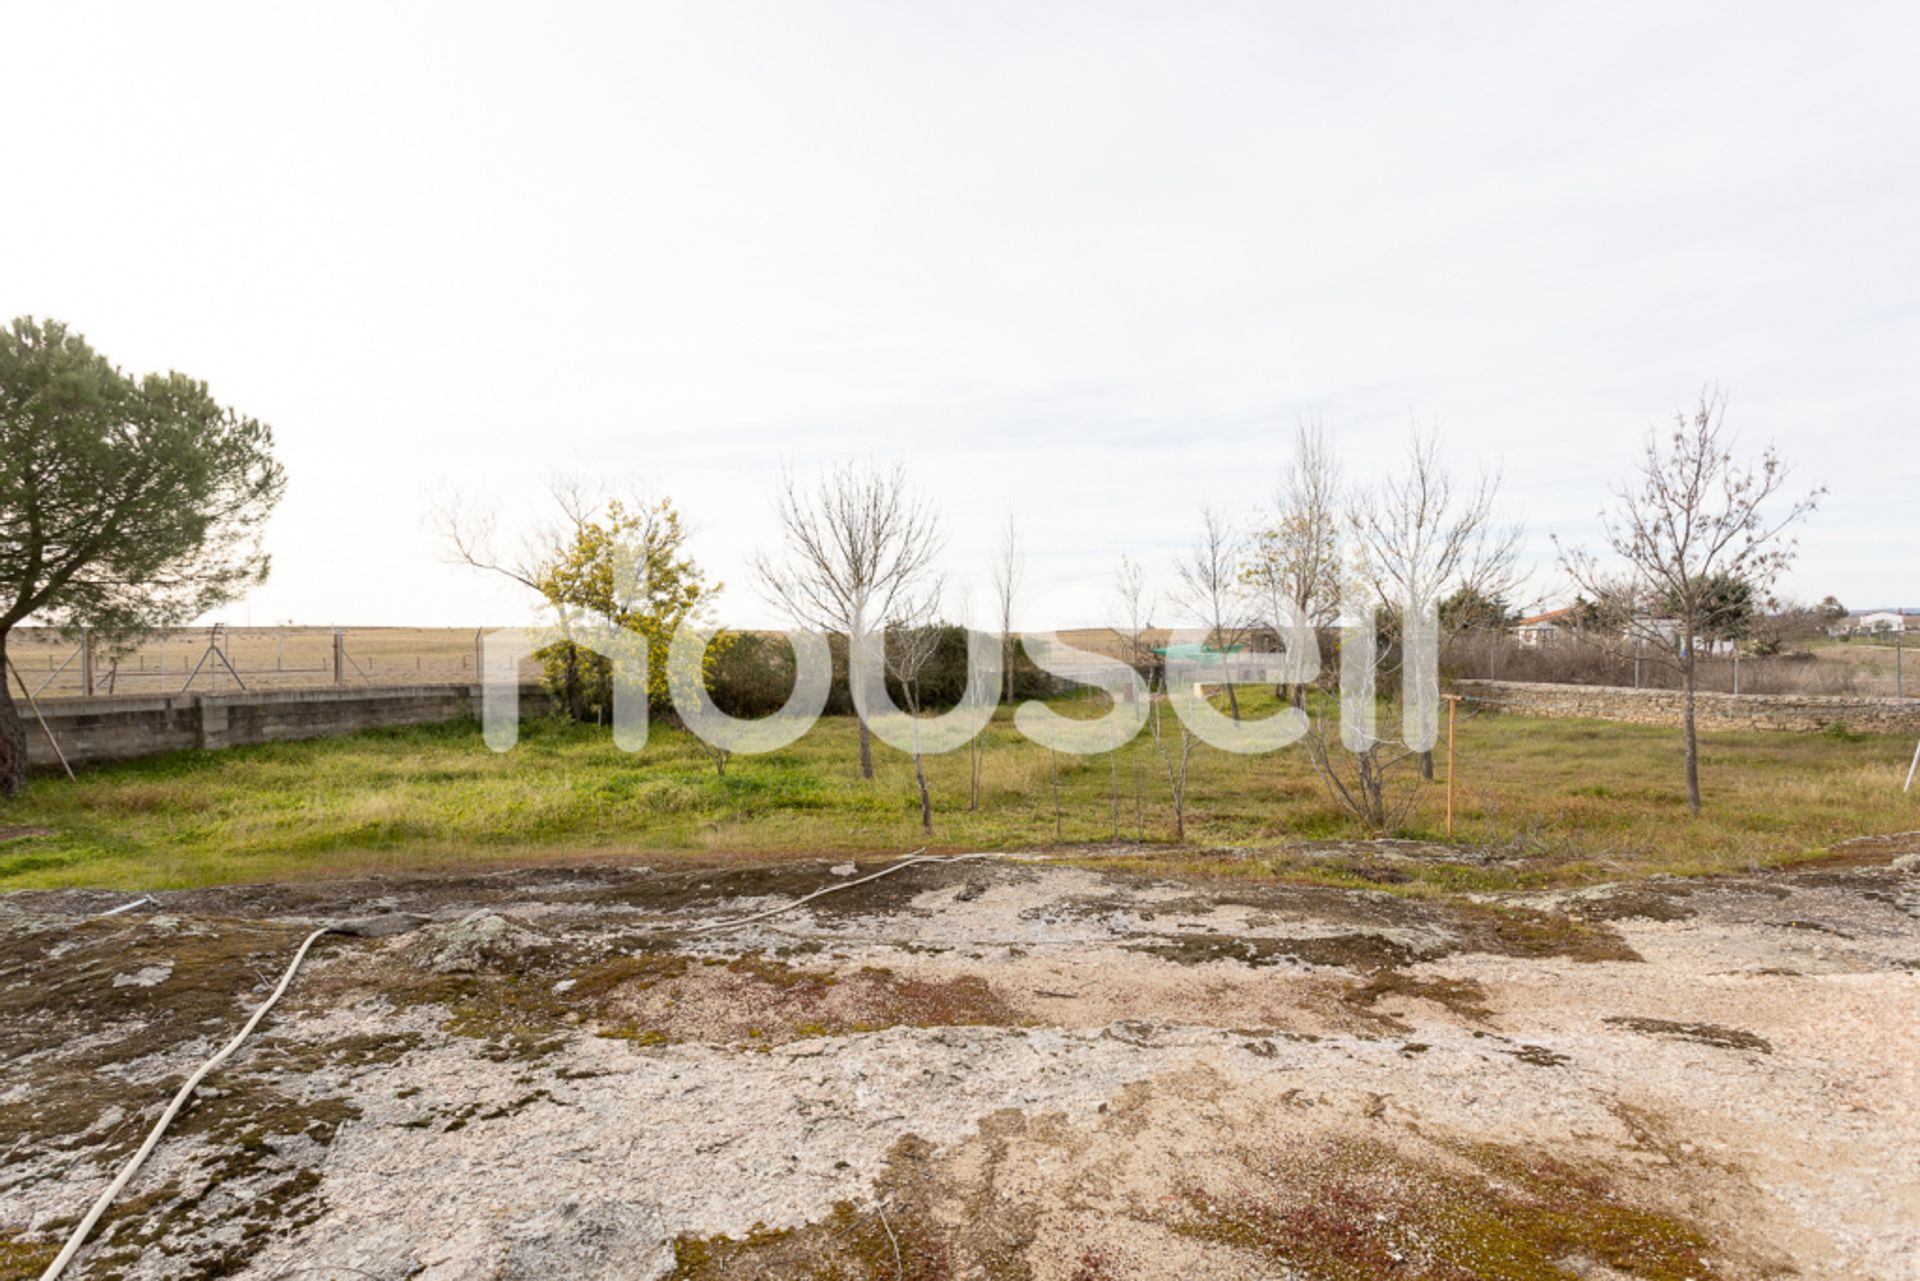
[21, 683, 550, 769]
[1454, 680, 1920, 734]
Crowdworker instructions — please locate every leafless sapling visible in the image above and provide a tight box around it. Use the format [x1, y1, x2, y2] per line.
[1558, 390, 1820, 814]
[1173, 507, 1252, 722]
[751, 460, 945, 779]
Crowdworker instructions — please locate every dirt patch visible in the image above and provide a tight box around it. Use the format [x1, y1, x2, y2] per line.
[1603, 1017, 1773, 1054]
[1446, 903, 1642, 964]
[574, 858, 1006, 922]
[599, 957, 1025, 1046]
[666, 1072, 1741, 1281]
[0, 828, 51, 846]
[1570, 885, 1699, 923]
[0, 913, 355, 1182]
[1342, 972, 1493, 1031]
[1174, 1136, 1715, 1280]
[3, 851, 1916, 1279]
[1131, 930, 1420, 972]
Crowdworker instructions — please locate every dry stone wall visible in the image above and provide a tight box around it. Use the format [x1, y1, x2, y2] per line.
[1454, 680, 1920, 734]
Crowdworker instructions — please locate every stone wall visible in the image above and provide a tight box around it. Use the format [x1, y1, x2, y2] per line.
[1453, 680, 1920, 734]
[20, 683, 550, 769]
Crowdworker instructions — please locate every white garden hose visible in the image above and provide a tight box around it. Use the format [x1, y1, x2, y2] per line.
[40, 925, 336, 1281]
[41, 850, 991, 1278]
[678, 849, 1000, 937]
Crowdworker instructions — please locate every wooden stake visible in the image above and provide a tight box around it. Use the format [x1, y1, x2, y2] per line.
[8, 658, 76, 781]
[1905, 736, 1920, 794]
[1051, 750, 1062, 843]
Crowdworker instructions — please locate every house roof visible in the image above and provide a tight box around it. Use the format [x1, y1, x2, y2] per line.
[1513, 607, 1574, 628]
[1154, 642, 1245, 659]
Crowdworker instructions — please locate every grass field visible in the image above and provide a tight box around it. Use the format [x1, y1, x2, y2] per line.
[2, 684, 1915, 893]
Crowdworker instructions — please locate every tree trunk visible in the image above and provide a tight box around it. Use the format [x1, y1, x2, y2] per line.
[966, 734, 980, 811]
[858, 717, 874, 780]
[1051, 750, 1062, 842]
[913, 752, 931, 834]
[1224, 680, 1241, 722]
[1419, 750, 1435, 782]
[1682, 657, 1702, 815]
[0, 633, 26, 799]
[1003, 635, 1015, 707]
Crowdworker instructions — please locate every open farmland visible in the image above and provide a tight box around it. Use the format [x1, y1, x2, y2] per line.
[6, 627, 503, 699]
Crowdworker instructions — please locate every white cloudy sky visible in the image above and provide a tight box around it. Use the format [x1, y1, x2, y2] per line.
[6, 1, 1916, 629]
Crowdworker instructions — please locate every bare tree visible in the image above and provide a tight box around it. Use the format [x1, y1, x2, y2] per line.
[751, 460, 944, 779]
[1241, 418, 1342, 707]
[1350, 431, 1520, 779]
[1111, 554, 1157, 685]
[1147, 681, 1197, 842]
[1300, 713, 1420, 833]
[435, 482, 573, 594]
[959, 601, 986, 811]
[1351, 431, 1521, 631]
[881, 585, 946, 835]
[1173, 507, 1251, 721]
[1111, 554, 1156, 840]
[992, 514, 1024, 708]
[437, 484, 588, 707]
[1559, 391, 1820, 814]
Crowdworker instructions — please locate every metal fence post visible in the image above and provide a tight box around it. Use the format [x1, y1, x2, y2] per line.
[333, 630, 345, 686]
[81, 629, 95, 698]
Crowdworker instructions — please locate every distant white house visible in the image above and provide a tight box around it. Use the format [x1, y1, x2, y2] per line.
[1510, 607, 1573, 646]
[1626, 616, 1736, 656]
[1507, 608, 1747, 655]
[1846, 610, 1911, 636]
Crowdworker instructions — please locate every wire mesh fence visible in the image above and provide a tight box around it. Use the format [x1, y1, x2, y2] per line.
[8, 624, 1911, 702]
[7, 626, 540, 699]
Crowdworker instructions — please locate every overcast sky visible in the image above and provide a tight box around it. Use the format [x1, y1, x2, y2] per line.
[6, 1, 1916, 630]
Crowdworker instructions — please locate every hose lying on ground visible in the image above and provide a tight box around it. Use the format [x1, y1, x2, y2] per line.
[40, 925, 337, 1281]
[678, 848, 1001, 937]
[40, 849, 981, 1279]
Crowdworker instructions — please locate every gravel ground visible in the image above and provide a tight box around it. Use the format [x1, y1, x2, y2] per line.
[2, 842, 1916, 1280]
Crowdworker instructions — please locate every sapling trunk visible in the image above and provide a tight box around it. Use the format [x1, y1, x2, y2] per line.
[1682, 656, 1702, 815]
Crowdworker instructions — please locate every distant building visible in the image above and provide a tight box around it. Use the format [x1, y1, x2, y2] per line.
[1851, 610, 1909, 635]
[1510, 607, 1573, 646]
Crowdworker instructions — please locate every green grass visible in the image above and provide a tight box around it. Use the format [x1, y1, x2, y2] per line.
[1, 687, 1914, 891]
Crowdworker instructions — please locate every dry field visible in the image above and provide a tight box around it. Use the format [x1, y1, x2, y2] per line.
[3, 838, 1917, 1279]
